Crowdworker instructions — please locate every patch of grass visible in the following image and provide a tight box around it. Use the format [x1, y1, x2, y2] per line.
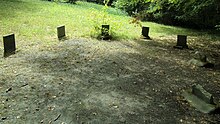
[0, 0, 134, 42]
[0, 1, 220, 123]
[0, 0, 219, 50]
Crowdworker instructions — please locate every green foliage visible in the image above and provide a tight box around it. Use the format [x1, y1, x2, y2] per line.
[49, 0, 77, 3]
[0, 0, 140, 42]
[115, 0, 220, 29]
[68, 0, 77, 3]
[2, 0, 218, 45]
[114, 0, 150, 15]
[89, 0, 127, 40]
[87, 0, 115, 6]
[173, 0, 219, 28]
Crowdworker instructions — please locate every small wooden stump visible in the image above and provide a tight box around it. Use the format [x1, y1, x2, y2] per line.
[182, 84, 218, 113]
[57, 25, 66, 40]
[188, 51, 214, 68]
[192, 84, 214, 104]
[101, 25, 111, 40]
[141, 27, 150, 39]
[174, 35, 188, 49]
[3, 34, 16, 57]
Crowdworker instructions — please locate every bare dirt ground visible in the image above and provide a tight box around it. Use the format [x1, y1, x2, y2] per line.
[1, 36, 220, 124]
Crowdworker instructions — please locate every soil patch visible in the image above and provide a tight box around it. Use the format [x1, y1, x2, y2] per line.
[1, 38, 220, 123]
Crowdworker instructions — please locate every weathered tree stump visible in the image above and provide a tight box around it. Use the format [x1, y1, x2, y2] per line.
[194, 51, 207, 62]
[101, 25, 111, 40]
[182, 84, 218, 113]
[57, 25, 66, 40]
[141, 26, 150, 39]
[3, 34, 16, 57]
[174, 35, 188, 49]
[188, 51, 214, 68]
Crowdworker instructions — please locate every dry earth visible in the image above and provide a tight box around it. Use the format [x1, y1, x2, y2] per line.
[0, 36, 220, 124]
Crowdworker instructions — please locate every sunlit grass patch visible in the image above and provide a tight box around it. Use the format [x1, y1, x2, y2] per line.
[0, 0, 219, 50]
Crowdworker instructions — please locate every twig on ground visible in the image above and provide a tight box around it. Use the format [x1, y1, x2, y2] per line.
[21, 83, 28, 87]
[54, 114, 61, 122]
[6, 88, 12, 93]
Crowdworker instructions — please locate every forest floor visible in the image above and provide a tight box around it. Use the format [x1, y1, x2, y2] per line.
[1, 36, 220, 124]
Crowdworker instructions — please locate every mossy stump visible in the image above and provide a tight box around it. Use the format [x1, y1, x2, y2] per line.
[174, 35, 188, 49]
[141, 26, 150, 39]
[182, 84, 218, 114]
[101, 25, 111, 40]
[57, 25, 66, 40]
[3, 34, 16, 57]
[188, 51, 214, 68]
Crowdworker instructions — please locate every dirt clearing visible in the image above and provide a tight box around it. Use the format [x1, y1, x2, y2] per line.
[1, 37, 220, 124]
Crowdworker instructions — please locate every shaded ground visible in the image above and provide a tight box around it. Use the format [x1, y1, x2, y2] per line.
[1, 37, 220, 124]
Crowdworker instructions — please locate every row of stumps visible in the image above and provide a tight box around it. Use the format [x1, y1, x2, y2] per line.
[142, 26, 188, 49]
[2, 34, 16, 57]
[2, 26, 66, 57]
[142, 27, 218, 114]
[2, 26, 219, 114]
[2, 25, 188, 57]
[57, 25, 188, 49]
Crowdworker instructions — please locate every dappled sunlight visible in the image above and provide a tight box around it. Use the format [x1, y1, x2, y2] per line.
[1, 0, 220, 123]
[1, 37, 220, 123]
[83, 91, 151, 114]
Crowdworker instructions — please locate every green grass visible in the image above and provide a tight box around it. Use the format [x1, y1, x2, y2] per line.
[0, 0, 219, 51]
[0, 0, 134, 41]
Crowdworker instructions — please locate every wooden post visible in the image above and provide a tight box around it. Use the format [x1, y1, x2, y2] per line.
[57, 25, 66, 40]
[101, 25, 111, 40]
[174, 35, 188, 49]
[142, 26, 150, 39]
[3, 34, 16, 57]
[101, 25, 109, 36]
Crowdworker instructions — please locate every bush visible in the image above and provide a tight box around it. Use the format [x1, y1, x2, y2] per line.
[115, 0, 220, 29]
[68, 0, 77, 3]
[86, 0, 116, 6]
